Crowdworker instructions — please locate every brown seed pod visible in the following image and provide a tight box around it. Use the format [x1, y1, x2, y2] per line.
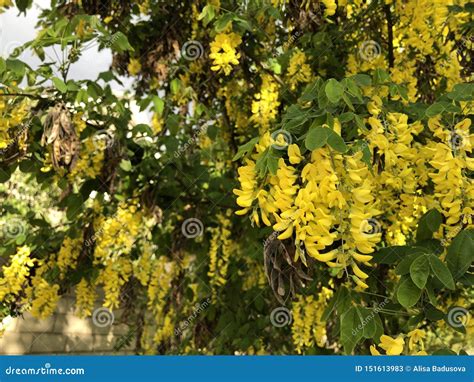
[41, 103, 80, 171]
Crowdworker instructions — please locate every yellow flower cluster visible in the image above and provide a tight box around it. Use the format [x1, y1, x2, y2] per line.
[75, 278, 97, 318]
[28, 277, 60, 319]
[99, 257, 132, 309]
[69, 136, 105, 180]
[128, 58, 142, 76]
[291, 287, 333, 353]
[0, 0, 12, 12]
[250, 75, 280, 132]
[209, 32, 242, 75]
[234, 105, 473, 288]
[93, 201, 143, 308]
[347, 0, 466, 101]
[133, 244, 155, 287]
[371, 335, 405, 355]
[370, 330, 427, 356]
[140, 256, 178, 350]
[208, 213, 233, 300]
[234, 131, 381, 287]
[56, 236, 82, 278]
[286, 50, 312, 90]
[321, 0, 337, 16]
[0, 98, 28, 149]
[94, 200, 142, 264]
[0, 246, 35, 301]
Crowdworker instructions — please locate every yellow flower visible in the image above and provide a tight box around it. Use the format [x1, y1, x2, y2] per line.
[288, 144, 303, 164]
[128, 58, 142, 76]
[321, 0, 337, 16]
[379, 335, 405, 355]
[250, 75, 280, 131]
[407, 329, 425, 351]
[286, 50, 312, 90]
[209, 32, 242, 75]
[370, 345, 381, 355]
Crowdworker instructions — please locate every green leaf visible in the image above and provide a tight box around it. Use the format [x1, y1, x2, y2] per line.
[410, 254, 430, 289]
[424, 304, 445, 321]
[374, 246, 415, 265]
[432, 349, 457, 355]
[446, 229, 474, 279]
[299, 79, 321, 102]
[6, 59, 26, 77]
[66, 193, 84, 220]
[214, 13, 234, 32]
[395, 251, 425, 275]
[52, 77, 67, 93]
[119, 159, 132, 172]
[305, 127, 329, 150]
[321, 286, 349, 321]
[416, 209, 442, 241]
[340, 306, 362, 354]
[110, 31, 133, 52]
[356, 307, 376, 339]
[339, 112, 354, 123]
[232, 137, 259, 161]
[351, 74, 372, 87]
[152, 96, 165, 115]
[325, 79, 344, 103]
[15, 0, 32, 12]
[373, 69, 390, 84]
[425, 102, 447, 117]
[327, 130, 348, 153]
[397, 275, 422, 308]
[428, 255, 455, 290]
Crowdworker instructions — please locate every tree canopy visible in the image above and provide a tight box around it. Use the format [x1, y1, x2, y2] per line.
[0, 0, 473, 355]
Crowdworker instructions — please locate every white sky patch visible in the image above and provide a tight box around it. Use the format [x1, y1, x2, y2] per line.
[0, 2, 149, 124]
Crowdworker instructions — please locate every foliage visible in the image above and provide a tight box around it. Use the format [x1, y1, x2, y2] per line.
[0, 0, 473, 355]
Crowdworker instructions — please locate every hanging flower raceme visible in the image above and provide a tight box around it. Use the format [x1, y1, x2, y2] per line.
[209, 32, 242, 75]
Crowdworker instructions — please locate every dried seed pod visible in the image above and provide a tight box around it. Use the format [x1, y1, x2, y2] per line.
[263, 233, 313, 305]
[41, 103, 80, 170]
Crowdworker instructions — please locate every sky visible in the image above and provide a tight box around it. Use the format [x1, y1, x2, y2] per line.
[0, 1, 148, 123]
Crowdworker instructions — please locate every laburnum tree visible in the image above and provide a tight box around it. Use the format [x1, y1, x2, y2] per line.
[0, 0, 473, 355]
